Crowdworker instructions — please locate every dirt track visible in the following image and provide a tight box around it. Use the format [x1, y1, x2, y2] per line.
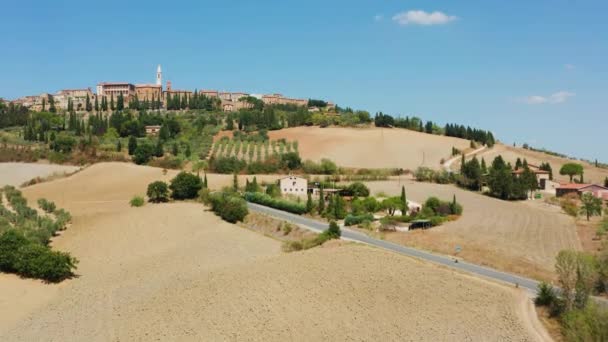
[0, 163, 548, 341]
[269, 126, 471, 170]
[0, 162, 80, 187]
[366, 179, 581, 280]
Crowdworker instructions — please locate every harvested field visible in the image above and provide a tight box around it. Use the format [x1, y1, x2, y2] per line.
[0, 162, 547, 341]
[0, 162, 80, 187]
[474, 143, 608, 184]
[268, 126, 471, 170]
[365, 179, 581, 281]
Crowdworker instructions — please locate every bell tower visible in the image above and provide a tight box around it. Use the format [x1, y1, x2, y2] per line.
[156, 65, 162, 86]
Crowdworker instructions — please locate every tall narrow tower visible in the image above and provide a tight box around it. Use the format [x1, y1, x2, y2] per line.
[156, 65, 162, 86]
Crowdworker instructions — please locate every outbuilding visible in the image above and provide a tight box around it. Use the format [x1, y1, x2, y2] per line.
[279, 176, 308, 197]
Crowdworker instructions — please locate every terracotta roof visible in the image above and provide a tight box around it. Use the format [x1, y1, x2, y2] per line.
[557, 183, 592, 190]
[135, 84, 161, 88]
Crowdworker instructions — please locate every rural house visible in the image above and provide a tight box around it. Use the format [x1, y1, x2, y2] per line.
[145, 125, 161, 135]
[279, 176, 308, 197]
[556, 183, 608, 198]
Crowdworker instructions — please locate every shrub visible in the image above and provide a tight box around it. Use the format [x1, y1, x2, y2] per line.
[147, 181, 169, 203]
[562, 303, 608, 342]
[211, 156, 246, 174]
[325, 221, 341, 239]
[133, 142, 155, 165]
[37, 198, 56, 213]
[0, 230, 29, 272]
[170, 172, 203, 200]
[281, 152, 301, 170]
[344, 182, 370, 197]
[344, 213, 374, 226]
[130, 196, 145, 207]
[209, 193, 248, 223]
[535, 282, 558, 307]
[244, 192, 307, 215]
[198, 188, 212, 205]
[13, 243, 78, 282]
[560, 194, 579, 217]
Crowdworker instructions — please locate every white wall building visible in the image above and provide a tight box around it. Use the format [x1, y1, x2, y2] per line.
[279, 176, 308, 197]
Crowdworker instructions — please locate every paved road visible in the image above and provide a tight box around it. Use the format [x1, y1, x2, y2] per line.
[247, 202, 541, 293]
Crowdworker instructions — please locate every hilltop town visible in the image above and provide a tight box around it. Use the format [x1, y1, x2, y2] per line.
[8, 65, 334, 114]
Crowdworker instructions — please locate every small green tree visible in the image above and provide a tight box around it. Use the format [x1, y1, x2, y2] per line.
[147, 181, 169, 203]
[133, 143, 154, 165]
[326, 221, 341, 239]
[170, 172, 203, 200]
[306, 192, 313, 213]
[128, 136, 137, 155]
[560, 163, 584, 183]
[579, 192, 603, 221]
[154, 139, 164, 158]
[400, 186, 407, 215]
[318, 185, 325, 214]
[233, 173, 239, 192]
[116, 139, 122, 152]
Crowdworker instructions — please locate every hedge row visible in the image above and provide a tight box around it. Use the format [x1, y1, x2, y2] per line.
[344, 213, 374, 226]
[244, 192, 307, 215]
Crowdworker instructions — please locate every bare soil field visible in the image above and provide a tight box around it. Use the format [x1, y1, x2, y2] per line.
[268, 126, 471, 170]
[0, 162, 547, 341]
[475, 143, 608, 184]
[365, 179, 581, 281]
[0, 162, 80, 187]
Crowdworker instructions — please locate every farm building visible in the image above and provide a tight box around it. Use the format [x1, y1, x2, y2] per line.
[279, 176, 308, 197]
[556, 183, 608, 198]
[145, 125, 161, 135]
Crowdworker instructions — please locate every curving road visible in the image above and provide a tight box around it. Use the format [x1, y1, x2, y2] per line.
[247, 202, 540, 293]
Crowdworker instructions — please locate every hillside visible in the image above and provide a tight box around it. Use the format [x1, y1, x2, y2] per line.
[268, 126, 472, 170]
[0, 162, 546, 341]
[475, 143, 608, 184]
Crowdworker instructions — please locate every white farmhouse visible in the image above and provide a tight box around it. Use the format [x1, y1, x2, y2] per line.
[279, 176, 308, 197]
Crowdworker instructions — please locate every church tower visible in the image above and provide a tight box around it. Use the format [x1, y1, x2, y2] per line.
[156, 65, 162, 86]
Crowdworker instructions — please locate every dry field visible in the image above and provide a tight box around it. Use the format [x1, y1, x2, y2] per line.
[0, 162, 80, 187]
[0, 163, 548, 341]
[366, 179, 581, 281]
[268, 126, 471, 170]
[474, 143, 608, 184]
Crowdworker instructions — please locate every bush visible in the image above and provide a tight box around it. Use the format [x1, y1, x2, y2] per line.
[147, 181, 169, 203]
[14, 243, 78, 282]
[562, 303, 608, 342]
[37, 198, 56, 213]
[244, 192, 307, 215]
[535, 282, 558, 307]
[344, 182, 370, 197]
[198, 188, 212, 205]
[133, 142, 155, 165]
[561, 194, 579, 217]
[211, 156, 246, 174]
[130, 195, 145, 207]
[281, 152, 301, 170]
[0, 230, 29, 272]
[325, 221, 341, 239]
[209, 193, 249, 223]
[170, 172, 203, 200]
[344, 213, 374, 226]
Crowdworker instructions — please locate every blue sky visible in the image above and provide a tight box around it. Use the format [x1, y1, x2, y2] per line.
[1, 0, 607, 161]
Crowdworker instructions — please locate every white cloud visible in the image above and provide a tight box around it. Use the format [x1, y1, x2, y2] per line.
[521, 91, 575, 105]
[392, 10, 457, 26]
[374, 14, 383, 22]
[550, 91, 575, 103]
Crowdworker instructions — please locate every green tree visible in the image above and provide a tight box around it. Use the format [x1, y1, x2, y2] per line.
[117, 93, 124, 111]
[94, 96, 99, 112]
[233, 173, 239, 192]
[133, 142, 154, 165]
[400, 186, 408, 215]
[306, 192, 313, 213]
[169, 172, 203, 200]
[128, 136, 137, 155]
[560, 163, 584, 183]
[318, 185, 325, 214]
[110, 94, 115, 111]
[579, 192, 603, 221]
[159, 125, 170, 141]
[172, 142, 179, 156]
[604, 177, 608, 188]
[154, 139, 164, 158]
[147, 181, 169, 203]
[487, 156, 513, 200]
[325, 221, 341, 239]
[116, 139, 122, 152]
[185, 144, 191, 158]
[85, 94, 92, 111]
[333, 195, 347, 219]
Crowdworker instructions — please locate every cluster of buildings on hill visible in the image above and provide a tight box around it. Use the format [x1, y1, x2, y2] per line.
[9, 65, 333, 113]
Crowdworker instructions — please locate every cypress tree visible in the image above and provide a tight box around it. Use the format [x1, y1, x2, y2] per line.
[128, 136, 137, 155]
[94, 96, 99, 112]
[233, 173, 239, 192]
[85, 94, 92, 111]
[116, 139, 122, 152]
[252, 176, 258, 192]
[154, 139, 164, 157]
[203, 173, 208, 189]
[110, 94, 115, 111]
[400, 186, 407, 215]
[306, 192, 313, 213]
[318, 185, 325, 214]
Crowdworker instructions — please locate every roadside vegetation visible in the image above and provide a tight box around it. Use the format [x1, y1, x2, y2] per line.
[0, 186, 78, 282]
